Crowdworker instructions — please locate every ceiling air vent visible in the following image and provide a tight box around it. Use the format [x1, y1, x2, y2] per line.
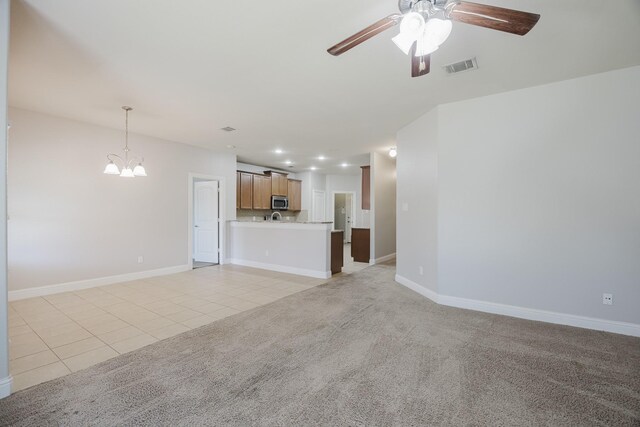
[443, 57, 478, 75]
[221, 126, 236, 132]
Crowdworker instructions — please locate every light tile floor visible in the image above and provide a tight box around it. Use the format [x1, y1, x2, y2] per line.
[8, 264, 330, 392]
[8, 249, 385, 393]
[341, 243, 370, 274]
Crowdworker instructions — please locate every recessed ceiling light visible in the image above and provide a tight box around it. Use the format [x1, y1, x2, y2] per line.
[275, 148, 283, 154]
[221, 126, 236, 132]
[341, 163, 349, 167]
[226, 144, 236, 149]
[310, 166, 317, 171]
[317, 155, 326, 161]
[285, 160, 292, 165]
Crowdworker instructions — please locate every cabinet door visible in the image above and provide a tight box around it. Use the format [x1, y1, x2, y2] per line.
[239, 172, 253, 209]
[287, 179, 301, 211]
[361, 166, 370, 210]
[236, 172, 240, 209]
[252, 175, 272, 209]
[252, 175, 263, 210]
[280, 175, 289, 196]
[261, 176, 272, 209]
[271, 173, 288, 196]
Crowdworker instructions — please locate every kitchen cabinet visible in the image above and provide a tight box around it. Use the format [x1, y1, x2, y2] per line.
[268, 172, 289, 196]
[252, 174, 272, 210]
[361, 166, 370, 210]
[287, 179, 302, 211]
[351, 228, 370, 263]
[236, 172, 240, 209]
[331, 231, 344, 275]
[239, 172, 253, 209]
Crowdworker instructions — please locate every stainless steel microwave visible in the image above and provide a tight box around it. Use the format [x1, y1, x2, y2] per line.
[271, 195, 288, 210]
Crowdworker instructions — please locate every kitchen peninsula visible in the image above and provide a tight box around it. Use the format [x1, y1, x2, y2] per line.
[228, 220, 333, 278]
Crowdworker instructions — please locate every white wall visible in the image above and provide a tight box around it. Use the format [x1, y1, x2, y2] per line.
[371, 152, 396, 261]
[7, 108, 237, 292]
[298, 171, 326, 212]
[396, 108, 438, 291]
[0, 0, 11, 399]
[228, 222, 331, 278]
[236, 162, 297, 179]
[397, 66, 640, 328]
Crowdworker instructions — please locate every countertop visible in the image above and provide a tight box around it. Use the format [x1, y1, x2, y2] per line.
[230, 220, 333, 224]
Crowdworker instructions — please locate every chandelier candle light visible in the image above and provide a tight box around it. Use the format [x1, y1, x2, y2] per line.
[103, 106, 147, 178]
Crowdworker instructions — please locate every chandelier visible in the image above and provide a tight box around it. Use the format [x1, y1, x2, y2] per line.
[103, 106, 147, 178]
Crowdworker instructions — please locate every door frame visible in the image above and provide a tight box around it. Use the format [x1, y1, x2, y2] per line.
[188, 173, 226, 269]
[330, 191, 357, 232]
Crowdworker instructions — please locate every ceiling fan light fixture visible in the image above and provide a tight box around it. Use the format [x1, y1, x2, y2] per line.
[415, 37, 439, 56]
[414, 17, 452, 56]
[425, 17, 453, 46]
[393, 12, 425, 55]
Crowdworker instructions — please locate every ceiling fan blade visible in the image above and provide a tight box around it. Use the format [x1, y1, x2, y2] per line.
[410, 43, 430, 78]
[449, 1, 540, 36]
[327, 14, 400, 56]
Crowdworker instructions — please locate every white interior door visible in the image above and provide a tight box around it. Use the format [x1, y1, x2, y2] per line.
[193, 181, 219, 263]
[312, 190, 326, 222]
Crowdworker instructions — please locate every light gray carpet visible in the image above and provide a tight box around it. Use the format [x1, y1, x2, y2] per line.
[1, 265, 639, 426]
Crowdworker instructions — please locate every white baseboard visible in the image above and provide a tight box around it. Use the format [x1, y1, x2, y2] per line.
[372, 253, 396, 265]
[395, 274, 438, 303]
[395, 274, 640, 338]
[228, 258, 331, 279]
[0, 375, 12, 399]
[8, 264, 191, 301]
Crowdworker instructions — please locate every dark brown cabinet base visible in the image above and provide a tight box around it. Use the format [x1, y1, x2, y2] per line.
[331, 231, 344, 275]
[351, 228, 370, 263]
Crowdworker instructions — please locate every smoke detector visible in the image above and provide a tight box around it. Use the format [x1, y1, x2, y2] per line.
[443, 57, 478, 75]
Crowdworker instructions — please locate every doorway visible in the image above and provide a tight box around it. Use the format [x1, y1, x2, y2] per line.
[188, 174, 225, 269]
[332, 191, 356, 243]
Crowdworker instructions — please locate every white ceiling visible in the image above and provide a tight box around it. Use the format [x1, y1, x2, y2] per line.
[8, 0, 640, 173]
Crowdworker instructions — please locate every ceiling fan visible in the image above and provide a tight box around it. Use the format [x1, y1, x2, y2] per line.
[327, 0, 540, 77]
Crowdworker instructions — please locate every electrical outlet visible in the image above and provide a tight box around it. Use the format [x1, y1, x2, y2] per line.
[265, 250, 269, 257]
[402, 202, 409, 212]
[602, 293, 613, 305]
[137, 256, 143, 264]
[419, 266, 424, 275]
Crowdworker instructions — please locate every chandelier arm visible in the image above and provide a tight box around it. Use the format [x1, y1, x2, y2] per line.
[106, 153, 124, 165]
[125, 154, 144, 168]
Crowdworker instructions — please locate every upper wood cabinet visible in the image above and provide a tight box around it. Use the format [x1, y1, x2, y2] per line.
[268, 172, 289, 196]
[287, 179, 302, 211]
[236, 172, 240, 209]
[252, 175, 272, 210]
[361, 166, 370, 210]
[239, 172, 253, 209]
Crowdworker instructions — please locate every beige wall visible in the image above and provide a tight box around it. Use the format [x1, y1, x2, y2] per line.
[371, 152, 396, 261]
[7, 108, 237, 291]
[396, 66, 640, 326]
[0, 0, 11, 398]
